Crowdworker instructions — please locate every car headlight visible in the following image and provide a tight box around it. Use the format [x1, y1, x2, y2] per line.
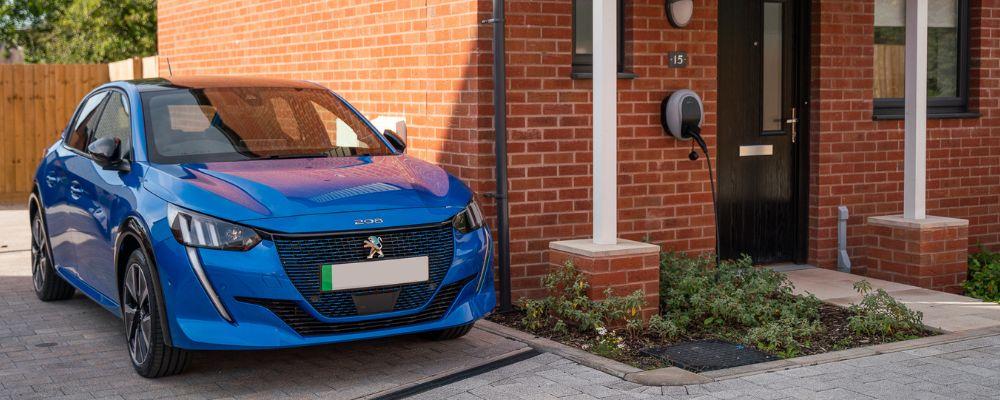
[167, 204, 261, 251]
[452, 199, 485, 234]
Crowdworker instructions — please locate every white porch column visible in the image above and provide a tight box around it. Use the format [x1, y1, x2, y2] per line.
[904, 0, 928, 219]
[593, 0, 618, 244]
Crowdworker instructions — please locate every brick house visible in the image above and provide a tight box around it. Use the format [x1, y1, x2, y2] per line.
[157, 0, 999, 312]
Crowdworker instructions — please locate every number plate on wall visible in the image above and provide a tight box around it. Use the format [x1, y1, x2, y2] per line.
[668, 51, 688, 68]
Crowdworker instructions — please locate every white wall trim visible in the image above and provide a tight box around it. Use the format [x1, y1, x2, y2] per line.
[592, 0, 618, 244]
[903, 0, 928, 220]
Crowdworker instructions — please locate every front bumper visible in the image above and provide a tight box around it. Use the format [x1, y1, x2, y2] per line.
[149, 220, 495, 350]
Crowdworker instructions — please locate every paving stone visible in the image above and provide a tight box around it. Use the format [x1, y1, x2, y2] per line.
[0, 230, 529, 400]
[7, 210, 1000, 399]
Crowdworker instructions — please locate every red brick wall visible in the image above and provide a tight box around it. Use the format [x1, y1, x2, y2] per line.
[502, 0, 718, 298]
[865, 219, 969, 293]
[158, 0, 1000, 300]
[549, 248, 661, 320]
[157, 0, 496, 196]
[810, 0, 1000, 271]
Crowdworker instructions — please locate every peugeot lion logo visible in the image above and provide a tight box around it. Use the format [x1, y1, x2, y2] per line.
[364, 236, 384, 259]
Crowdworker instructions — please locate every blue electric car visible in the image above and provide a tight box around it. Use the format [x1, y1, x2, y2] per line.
[28, 77, 495, 378]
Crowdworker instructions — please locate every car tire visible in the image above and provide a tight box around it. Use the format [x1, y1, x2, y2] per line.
[31, 213, 75, 301]
[422, 323, 474, 341]
[121, 249, 190, 378]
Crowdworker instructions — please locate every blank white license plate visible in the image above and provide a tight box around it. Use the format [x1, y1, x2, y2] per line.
[320, 256, 429, 291]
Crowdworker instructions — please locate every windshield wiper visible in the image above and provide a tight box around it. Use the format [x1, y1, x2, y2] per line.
[265, 153, 330, 160]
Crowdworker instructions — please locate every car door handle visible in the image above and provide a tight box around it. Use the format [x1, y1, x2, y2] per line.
[69, 181, 85, 199]
[45, 174, 59, 188]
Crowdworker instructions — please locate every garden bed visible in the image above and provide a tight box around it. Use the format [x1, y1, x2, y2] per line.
[488, 302, 934, 370]
[490, 253, 937, 371]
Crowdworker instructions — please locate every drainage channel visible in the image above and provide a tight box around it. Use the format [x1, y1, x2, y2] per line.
[369, 348, 542, 400]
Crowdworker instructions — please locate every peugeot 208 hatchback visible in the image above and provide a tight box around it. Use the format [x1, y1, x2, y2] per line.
[29, 77, 495, 378]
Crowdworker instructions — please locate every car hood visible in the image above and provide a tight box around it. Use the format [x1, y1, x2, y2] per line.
[142, 155, 472, 223]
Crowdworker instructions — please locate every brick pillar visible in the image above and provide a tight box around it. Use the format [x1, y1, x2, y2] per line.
[547, 239, 661, 320]
[865, 215, 969, 293]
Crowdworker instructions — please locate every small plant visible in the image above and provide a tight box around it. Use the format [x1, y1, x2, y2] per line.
[647, 314, 681, 340]
[658, 252, 825, 357]
[746, 316, 821, 358]
[584, 325, 628, 358]
[847, 280, 924, 340]
[519, 261, 645, 335]
[964, 247, 1000, 302]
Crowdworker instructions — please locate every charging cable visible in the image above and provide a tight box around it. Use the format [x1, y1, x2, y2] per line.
[685, 126, 721, 264]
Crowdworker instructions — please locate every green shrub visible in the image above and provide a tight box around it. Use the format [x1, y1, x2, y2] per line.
[520, 261, 645, 335]
[847, 281, 924, 340]
[965, 247, 1000, 302]
[647, 314, 681, 340]
[659, 253, 824, 356]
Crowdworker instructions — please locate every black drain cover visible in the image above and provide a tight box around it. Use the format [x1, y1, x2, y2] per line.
[641, 340, 778, 372]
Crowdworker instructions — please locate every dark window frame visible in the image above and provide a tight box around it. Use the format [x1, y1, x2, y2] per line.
[571, 0, 627, 76]
[64, 90, 110, 153]
[873, 0, 974, 120]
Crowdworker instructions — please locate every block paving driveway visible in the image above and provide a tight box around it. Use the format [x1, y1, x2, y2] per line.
[2, 207, 1000, 399]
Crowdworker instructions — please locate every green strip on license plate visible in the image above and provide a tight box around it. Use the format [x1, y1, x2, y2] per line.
[321, 264, 334, 291]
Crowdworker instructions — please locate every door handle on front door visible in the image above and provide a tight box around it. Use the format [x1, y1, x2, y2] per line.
[69, 181, 84, 200]
[45, 174, 59, 188]
[786, 107, 799, 143]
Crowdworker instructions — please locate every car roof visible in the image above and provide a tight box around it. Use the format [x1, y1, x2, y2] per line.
[125, 76, 323, 92]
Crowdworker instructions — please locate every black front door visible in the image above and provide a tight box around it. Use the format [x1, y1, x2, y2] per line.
[717, 0, 809, 263]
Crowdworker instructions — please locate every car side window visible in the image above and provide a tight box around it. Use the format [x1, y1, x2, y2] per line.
[66, 91, 109, 152]
[90, 92, 133, 158]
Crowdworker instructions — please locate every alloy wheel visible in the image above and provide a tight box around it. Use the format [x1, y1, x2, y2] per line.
[123, 263, 153, 366]
[31, 216, 48, 292]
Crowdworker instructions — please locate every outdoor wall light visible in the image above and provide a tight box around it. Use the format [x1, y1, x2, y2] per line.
[666, 0, 694, 28]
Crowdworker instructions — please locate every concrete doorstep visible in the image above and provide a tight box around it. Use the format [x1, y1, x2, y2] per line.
[786, 267, 1000, 333]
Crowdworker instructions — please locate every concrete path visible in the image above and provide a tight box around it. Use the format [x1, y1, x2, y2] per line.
[413, 334, 1000, 400]
[785, 267, 1000, 332]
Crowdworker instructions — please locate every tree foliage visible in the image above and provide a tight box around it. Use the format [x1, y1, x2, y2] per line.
[0, 0, 156, 63]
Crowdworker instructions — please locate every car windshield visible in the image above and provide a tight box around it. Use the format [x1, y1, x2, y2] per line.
[140, 87, 392, 163]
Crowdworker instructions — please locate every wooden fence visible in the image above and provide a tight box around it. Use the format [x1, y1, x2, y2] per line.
[0, 64, 109, 202]
[874, 44, 905, 99]
[108, 55, 160, 81]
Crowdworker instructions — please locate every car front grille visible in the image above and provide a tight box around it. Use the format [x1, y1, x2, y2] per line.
[237, 276, 473, 336]
[271, 223, 455, 318]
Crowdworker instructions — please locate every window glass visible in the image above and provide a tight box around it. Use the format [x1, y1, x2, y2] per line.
[312, 102, 364, 150]
[762, 2, 783, 132]
[66, 92, 108, 151]
[572, 0, 624, 73]
[141, 87, 390, 164]
[574, 0, 594, 56]
[91, 92, 133, 158]
[874, 0, 959, 99]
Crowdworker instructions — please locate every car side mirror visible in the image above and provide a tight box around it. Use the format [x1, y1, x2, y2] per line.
[383, 130, 407, 153]
[88, 137, 128, 171]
